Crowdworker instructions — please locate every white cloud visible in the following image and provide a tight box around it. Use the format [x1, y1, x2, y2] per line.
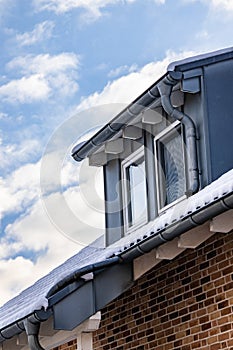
[0, 257, 35, 305]
[0, 157, 98, 306]
[33, 0, 126, 14]
[0, 165, 104, 305]
[77, 50, 197, 111]
[16, 21, 54, 46]
[0, 228, 82, 305]
[0, 53, 79, 103]
[7, 53, 79, 75]
[185, 0, 233, 11]
[210, 0, 233, 10]
[0, 75, 51, 103]
[0, 161, 40, 217]
[33, 0, 165, 21]
[0, 139, 40, 170]
[0, 148, 104, 255]
[1, 129, 105, 255]
[108, 64, 138, 78]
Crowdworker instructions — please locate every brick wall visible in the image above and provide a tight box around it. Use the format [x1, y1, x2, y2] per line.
[53, 340, 77, 350]
[93, 231, 233, 350]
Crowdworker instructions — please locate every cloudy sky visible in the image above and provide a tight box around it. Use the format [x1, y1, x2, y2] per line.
[0, 0, 233, 306]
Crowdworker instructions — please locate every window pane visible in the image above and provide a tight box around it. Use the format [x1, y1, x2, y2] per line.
[127, 156, 147, 227]
[158, 125, 186, 208]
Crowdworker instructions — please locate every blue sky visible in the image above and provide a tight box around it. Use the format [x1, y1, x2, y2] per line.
[0, 0, 233, 305]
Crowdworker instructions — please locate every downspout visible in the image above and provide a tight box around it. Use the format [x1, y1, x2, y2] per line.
[157, 71, 199, 195]
[23, 318, 45, 350]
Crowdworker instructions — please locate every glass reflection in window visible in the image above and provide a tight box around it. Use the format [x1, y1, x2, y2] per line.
[122, 147, 148, 232]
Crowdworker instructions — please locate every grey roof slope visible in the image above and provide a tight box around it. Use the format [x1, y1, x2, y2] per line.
[0, 242, 116, 330]
[0, 168, 233, 333]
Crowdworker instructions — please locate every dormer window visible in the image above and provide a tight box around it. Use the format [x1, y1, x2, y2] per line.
[72, 69, 202, 246]
[155, 121, 187, 211]
[122, 146, 148, 233]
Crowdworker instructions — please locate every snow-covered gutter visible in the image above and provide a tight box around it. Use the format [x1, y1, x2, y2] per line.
[46, 256, 121, 299]
[119, 190, 233, 262]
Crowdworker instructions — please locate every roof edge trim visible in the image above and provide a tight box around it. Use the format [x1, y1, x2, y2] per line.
[168, 46, 233, 72]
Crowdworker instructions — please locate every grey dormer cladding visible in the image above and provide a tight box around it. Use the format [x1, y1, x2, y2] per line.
[72, 46, 233, 246]
[72, 46, 233, 185]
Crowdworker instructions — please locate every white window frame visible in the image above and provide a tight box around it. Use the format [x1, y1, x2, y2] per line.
[154, 120, 187, 213]
[121, 146, 148, 234]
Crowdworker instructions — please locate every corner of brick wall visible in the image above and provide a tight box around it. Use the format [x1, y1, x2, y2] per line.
[93, 231, 233, 350]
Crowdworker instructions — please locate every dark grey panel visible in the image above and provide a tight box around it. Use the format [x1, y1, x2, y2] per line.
[144, 128, 158, 220]
[182, 77, 200, 93]
[53, 263, 133, 331]
[94, 263, 133, 311]
[183, 68, 202, 79]
[53, 281, 94, 331]
[204, 60, 233, 181]
[104, 159, 124, 246]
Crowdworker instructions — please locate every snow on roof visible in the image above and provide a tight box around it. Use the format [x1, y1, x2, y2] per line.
[0, 168, 233, 331]
[0, 242, 115, 330]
